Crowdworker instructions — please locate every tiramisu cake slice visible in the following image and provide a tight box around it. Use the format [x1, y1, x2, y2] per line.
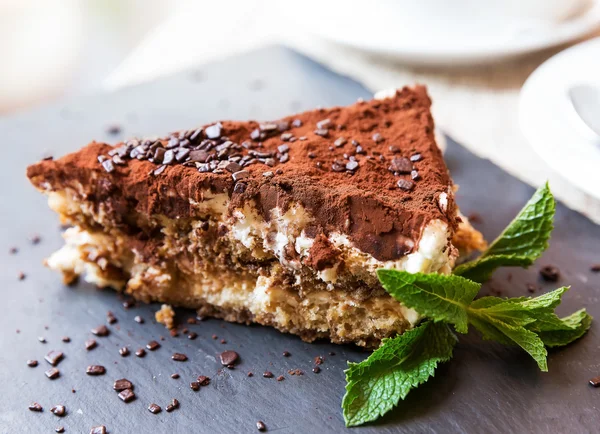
[27, 86, 482, 347]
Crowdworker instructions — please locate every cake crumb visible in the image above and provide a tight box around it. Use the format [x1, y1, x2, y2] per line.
[155, 304, 175, 329]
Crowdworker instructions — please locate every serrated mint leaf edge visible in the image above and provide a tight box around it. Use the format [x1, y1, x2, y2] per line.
[454, 183, 555, 282]
[342, 322, 456, 427]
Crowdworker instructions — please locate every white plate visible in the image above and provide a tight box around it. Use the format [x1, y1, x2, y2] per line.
[282, 0, 600, 65]
[519, 37, 600, 200]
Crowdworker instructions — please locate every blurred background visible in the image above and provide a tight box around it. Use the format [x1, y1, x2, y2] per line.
[2, 0, 600, 222]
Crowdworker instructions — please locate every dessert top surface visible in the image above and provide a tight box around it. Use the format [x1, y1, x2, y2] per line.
[27, 86, 456, 261]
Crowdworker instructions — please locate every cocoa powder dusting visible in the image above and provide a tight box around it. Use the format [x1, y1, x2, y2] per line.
[26, 86, 455, 261]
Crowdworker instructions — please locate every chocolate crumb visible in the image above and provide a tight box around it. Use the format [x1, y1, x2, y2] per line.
[219, 350, 239, 366]
[314, 356, 324, 365]
[540, 265, 560, 282]
[18, 271, 26, 281]
[85, 339, 97, 351]
[247, 372, 254, 377]
[257, 421, 267, 432]
[282, 351, 291, 357]
[86, 365, 106, 376]
[61, 336, 70, 343]
[190, 381, 200, 391]
[276, 375, 285, 381]
[526, 283, 537, 293]
[187, 332, 197, 340]
[106, 124, 122, 135]
[91, 325, 109, 337]
[263, 371, 274, 378]
[197, 375, 210, 386]
[119, 347, 129, 357]
[90, 426, 106, 434]
[29, 402, 43, 412]
[27, 359, 38, 367]
[312, 367, 321, 374]
[50, 405, 66, 417]
[165, 398, 179, 412]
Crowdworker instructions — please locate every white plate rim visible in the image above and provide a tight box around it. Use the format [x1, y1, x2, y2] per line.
[298, 1, 600, 64]
[519, 37, 600, 200]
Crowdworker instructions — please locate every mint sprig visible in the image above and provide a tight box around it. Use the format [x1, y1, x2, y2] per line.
[341, 184, 591, 427]
[454, 182, 555, 282]
[342, 322, 456, 427]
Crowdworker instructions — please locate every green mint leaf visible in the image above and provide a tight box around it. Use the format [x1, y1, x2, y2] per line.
[377, 270, 480, 334]
[342, 322, 456, 427]
[454, 182, 555, 282]
[536, 309, 592, 347]
[467, 287, 589, 370]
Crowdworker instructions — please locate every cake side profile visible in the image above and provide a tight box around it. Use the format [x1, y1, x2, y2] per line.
[27, 86, 481, 347]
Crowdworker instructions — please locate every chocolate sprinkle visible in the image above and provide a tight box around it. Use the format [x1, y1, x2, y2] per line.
[312, 367, 321, 374]
[148, 404, 161, 414]
[257, 421, 267, 432]
[172, 353, 188, 362]
[282, 351, 291, 357]
[389, 157, 412, 174]
[589, 376, 600, 387]
[135, 348, 146, 357]
[187, 331, 198, 340]
[45, 368, 60, 379]
[263, 371, 274, 378]
[55, 427, 65, 433]
[90, 426, 106, 434]
[146, 340, 160, 351]
[118, 389, 136, 403]
[219, 350, 239, 366]
[396, 179, 415, 191]
[190, 381, 200, 391]
[86, 365, 106, 376]
[85, 339, 97, 351]
[113, 379, 133, 391]
[27, 359, 38, 367]
[171, 373, 180, 379]
[119, 347, 130, 357]
[44, 350, 64, 366]
[61, 336, 71, 343]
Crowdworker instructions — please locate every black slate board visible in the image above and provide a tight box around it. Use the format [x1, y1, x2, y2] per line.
[1, 46, 599, 434]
